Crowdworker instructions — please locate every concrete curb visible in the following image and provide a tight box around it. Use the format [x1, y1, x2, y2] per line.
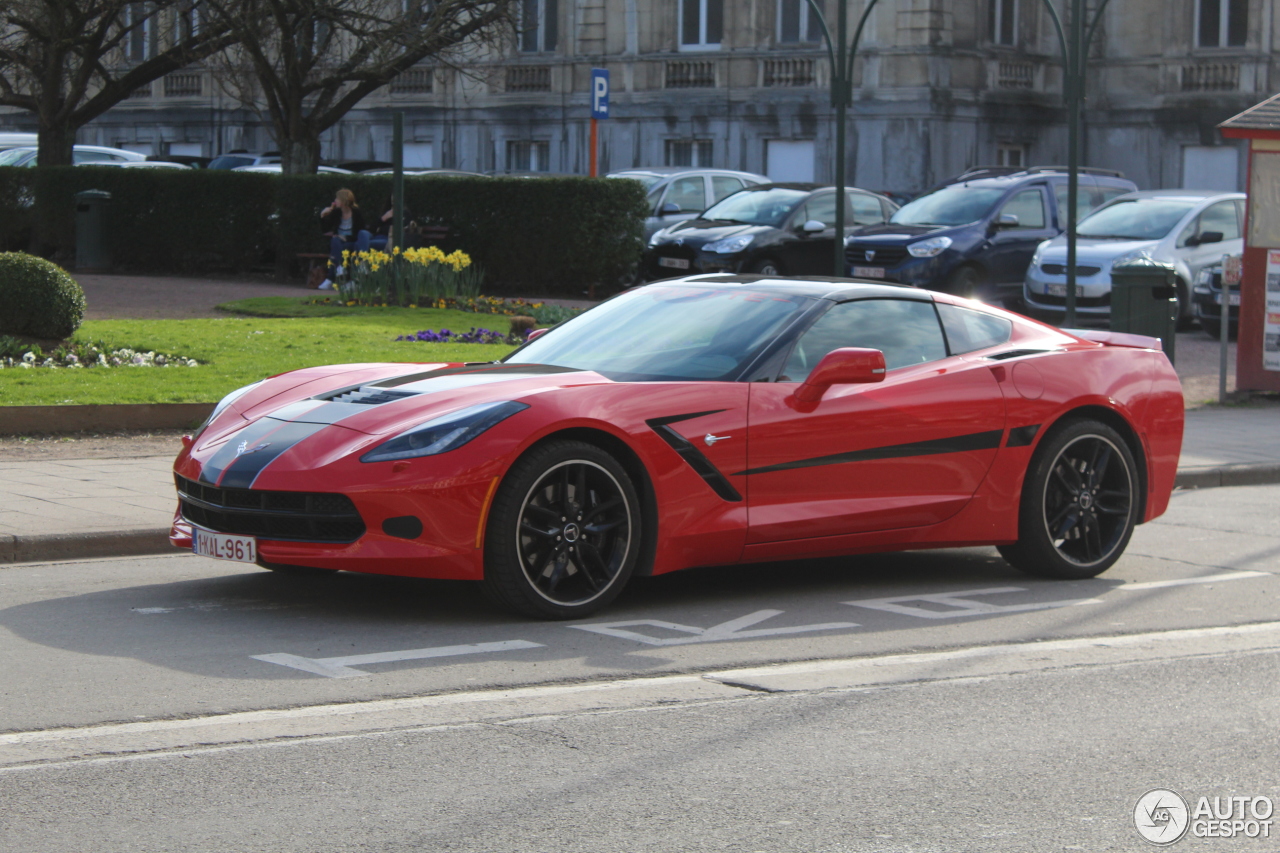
[3, 463, 1279, 567]
[0, 529, 174, 565]
[0, 403, 215, 435]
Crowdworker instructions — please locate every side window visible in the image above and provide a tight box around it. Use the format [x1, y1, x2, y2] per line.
[663, 176, 706, 213]
[937, 303, 1013, 355]
[800, 193, 837, 228]
[711, 176, 745, 203]
[781, 299, 948, 380]
[1098, 186, 1130, 206]
[1197, 200, 1241, 241]
[1054, 184, 1098, 224]
[1000, 188, 1047, 229]
[849, 193, 887, 225]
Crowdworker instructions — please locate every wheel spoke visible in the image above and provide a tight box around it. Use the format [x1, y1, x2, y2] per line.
[557, 466, 571, 515]
[1052, 461, 1082, 496]
[520, 520, 559, 540]
[1047, 502, 1076, 534]
[585, 496, 622, 521]
[528, 544, 556, 578]
[577, 541, 612, 589]
[573, 464, 587, 516]
[584, 519, 623, 535]
[1095, 489, 1130, 516]
[1082, 513, 1103, 562]
[525, 505, 560, 526]
[1052, 507, 1081, 541]
[1088, 445, 1112, 490]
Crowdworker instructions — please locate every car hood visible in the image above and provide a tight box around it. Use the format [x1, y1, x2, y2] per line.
[847, 223, 957, 242]
[654, 220, 772, 248]
[1037, 236, 1161, 265]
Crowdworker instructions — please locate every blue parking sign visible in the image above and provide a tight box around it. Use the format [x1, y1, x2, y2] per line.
[591, 69, 609, 120]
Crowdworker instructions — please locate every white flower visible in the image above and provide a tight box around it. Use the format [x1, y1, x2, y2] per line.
[22, 351, 35, 363]
[41, 358, 54, 367]
[185, 359, 199, 367]
[19, 362, 31, 369]
[155, 354, 166, 365]
[97, 354, 107, 366]
[65, 354, 78, 364]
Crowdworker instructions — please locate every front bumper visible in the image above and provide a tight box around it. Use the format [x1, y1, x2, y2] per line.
[1023, 264, 1114, 315]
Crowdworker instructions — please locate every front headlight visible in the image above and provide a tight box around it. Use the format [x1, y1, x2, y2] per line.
[1029, 240, 1050, 267]
[648, 230, 665, 247]
[703, 234, 755, 254]
[360, 401, 529, 463]
[194, 380, 265, 438]
[1111, 249, 1153, 267]
[907, 236, 952, 258]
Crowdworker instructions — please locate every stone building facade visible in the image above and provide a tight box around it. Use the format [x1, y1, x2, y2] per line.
[48, 0, 1280, 194]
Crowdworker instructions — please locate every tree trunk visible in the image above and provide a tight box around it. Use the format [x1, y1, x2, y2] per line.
[280, 137, 321, 175]
[36, 122, 75, 167]
[31, 120, 77, 260]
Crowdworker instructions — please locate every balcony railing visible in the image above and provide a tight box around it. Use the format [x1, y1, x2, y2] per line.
[505, 66, 551, 92]
[126, 83, 152, 99]
[763, 58, 814, 87]
[996, 60, 1034, 89]
[163, 73, 202, 97]
[391, 67, 434, 94]
[1181, 62, 1239, 92]
[665, 60, 715, 88]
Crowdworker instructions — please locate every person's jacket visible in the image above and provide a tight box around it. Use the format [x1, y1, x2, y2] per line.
[320, 206, 367, 238]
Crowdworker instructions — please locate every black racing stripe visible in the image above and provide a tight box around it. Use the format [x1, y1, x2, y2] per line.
[199, 418, 293, 486]
[201, 420, 328, 489]
[1006, 424, 1041, 447]
[644, 411, 741, 502]
[735, 428, 1005, 476]
[369, 363, 582, 388]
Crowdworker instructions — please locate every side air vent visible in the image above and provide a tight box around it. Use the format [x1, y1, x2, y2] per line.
[984, 349, 1052, 361]
[322, 387, 420, 406]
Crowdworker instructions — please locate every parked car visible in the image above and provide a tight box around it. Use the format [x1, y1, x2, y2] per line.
[1023, 190, 1246, 324]
[360, 168, 486, 177]
[608, 167, 771, 239]
[0, 145, 147, 166]
[844, 167, 1137, 303]
[232, 164, 354, 174]
[643, 184, 897, 280]
[172, 274, 1183, 619]
[0, 132, 38, 152]
[208, 151, 279, 169]
[1191, 260, 1241, 339]
[97, 160, 193, 169]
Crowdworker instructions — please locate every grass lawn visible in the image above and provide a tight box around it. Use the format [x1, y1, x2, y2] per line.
[1, 304, 518, 406]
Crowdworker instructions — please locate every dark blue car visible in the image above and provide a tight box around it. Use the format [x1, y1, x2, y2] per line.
[844, 168, 1137, 305]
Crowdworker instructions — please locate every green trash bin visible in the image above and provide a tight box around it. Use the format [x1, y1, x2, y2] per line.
[75, 189, 112, 271]
[1109, 256, 1177, 366]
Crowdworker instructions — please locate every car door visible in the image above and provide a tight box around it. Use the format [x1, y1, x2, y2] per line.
[1175, 199, 1244, 284]
[657, 175, 708, 225]
[711, 175, 747, 205]
[778, 191, 838, 274]
[744, 297, 1007, 543]
[985, 186, 1056, 284]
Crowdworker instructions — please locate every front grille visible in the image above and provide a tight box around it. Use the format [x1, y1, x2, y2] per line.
[1033, 292, 1112, 308]
[1041, 264, 1102, 277]
[846, 245, 909, 267]
[176, 474, 365, 542]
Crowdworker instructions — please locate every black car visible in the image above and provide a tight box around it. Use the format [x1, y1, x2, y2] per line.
[642, 184, 897, 280]
[1192, 260, 1240, 338]
[844, 167, 1137, 304]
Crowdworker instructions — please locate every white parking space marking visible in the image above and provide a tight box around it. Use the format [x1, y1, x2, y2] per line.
[842, 587, 1101, 620]
[1118, 571, 1271, 591]
[252, 640, 545, 678]
[570, 609, 859, 646]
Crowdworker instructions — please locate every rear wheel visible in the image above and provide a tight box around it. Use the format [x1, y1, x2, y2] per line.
[483, 440, 642, 619]
[748, 258, 783, 276]
[998, 419, 1139, 580]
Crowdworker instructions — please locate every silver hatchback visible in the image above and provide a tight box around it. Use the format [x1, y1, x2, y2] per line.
[607, 167, 771, 239]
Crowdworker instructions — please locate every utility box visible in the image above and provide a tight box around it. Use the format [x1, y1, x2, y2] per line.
[74, 189, 112, 271]
[1110, 256, 1178, 366]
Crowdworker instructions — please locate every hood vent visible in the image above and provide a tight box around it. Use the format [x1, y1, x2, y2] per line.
[322, 387, 420, 406]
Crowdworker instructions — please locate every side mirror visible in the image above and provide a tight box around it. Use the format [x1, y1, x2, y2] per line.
[801, 219, 826, 234]
[794, 347, 886, 403]
[995, 213, 1020, 229]
[526, 327, 549, 342]
[1194, 230, 1223, 246]
[660, 202, 682, 216]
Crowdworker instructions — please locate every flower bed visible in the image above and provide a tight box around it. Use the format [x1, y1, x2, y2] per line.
[334, 246, 483, 306]
[0, 336, 199, 370]
[395, 327, 524, 345]
[308, 294, 581, 326]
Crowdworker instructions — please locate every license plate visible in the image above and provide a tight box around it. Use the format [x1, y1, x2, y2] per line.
[1047, 283, 1067, 296]
[1216, 293, 1241, 306]
[192, 526, 257, 563]
[852, 266, 885, 279]
[658, 257, 689, 270]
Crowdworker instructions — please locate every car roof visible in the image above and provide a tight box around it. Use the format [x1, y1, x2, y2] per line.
[1104, 189, 1245, 202]
[653, 273, 931, 302]
[608, 167, 769, 180]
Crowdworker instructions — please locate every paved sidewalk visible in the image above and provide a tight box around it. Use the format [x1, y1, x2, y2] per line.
[1, 405, 1277, 564]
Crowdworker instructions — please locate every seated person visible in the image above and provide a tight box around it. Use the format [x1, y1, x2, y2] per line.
[371, 196, 414, 250]
[318, 188, 371, 289]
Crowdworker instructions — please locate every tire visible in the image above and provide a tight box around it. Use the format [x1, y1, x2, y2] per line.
[1174, 278, 1194, 330]
[483, 440, 643, 619]
[997, 419, 1140, 580]
[748, 258, 784, 276]
[946, 265, 984, 300]
[257, 559, 338, 577]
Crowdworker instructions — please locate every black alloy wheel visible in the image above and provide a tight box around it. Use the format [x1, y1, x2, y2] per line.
[749, 258, 783, 276]
[484, 440, 641, 619]
[998, 419, 1139, 580]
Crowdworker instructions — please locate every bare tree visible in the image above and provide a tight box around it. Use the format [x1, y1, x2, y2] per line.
[0, 0, 239, 165]
[206, 0, 514, 174]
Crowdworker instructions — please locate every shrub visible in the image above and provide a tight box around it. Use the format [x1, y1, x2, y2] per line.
[0, 252, 85, 338]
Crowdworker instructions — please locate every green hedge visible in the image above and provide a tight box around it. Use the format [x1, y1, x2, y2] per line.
[0, 167, 648, 295]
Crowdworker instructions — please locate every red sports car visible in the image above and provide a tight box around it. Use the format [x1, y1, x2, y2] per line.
[171, 275, 1184, 619]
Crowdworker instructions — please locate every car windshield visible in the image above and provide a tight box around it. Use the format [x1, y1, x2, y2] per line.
[890, 186, 1006, 227]
[504, 284, 809, 381]
[610, 173, 663, 190]
[698, 188, 808, 227]
[208, 155, 257, 169]
[0, 148, 34, 166]
[1077, 198, 1197, 240]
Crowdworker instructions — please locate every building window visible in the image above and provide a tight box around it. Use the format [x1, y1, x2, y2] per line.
[508, 140, 551, 171]
[778, 0, 823, 43]
[1197, 0, 1247, 48]
[996, 143, 1026, 168]
[177, 1, 201, 41]
[665, 139, 713, 168]
[520, 0, 558, 52]
[681, 0, 723, 51]
[124, 3, 153, 62]
[990, 0, 1017, 46]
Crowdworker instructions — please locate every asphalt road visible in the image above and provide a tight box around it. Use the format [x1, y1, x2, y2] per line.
[1, 483, 1278, 851]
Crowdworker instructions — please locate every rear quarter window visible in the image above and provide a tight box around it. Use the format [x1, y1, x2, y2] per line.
[937, 303, 1013, 355]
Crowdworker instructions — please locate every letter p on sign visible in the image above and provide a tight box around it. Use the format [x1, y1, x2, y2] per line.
[591, 69, 609, 120]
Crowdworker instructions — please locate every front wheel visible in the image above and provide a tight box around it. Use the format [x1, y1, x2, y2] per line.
[748, 258, 784, 276]
[483, 440, 642, 619]
[998, 419, 1140, 580]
